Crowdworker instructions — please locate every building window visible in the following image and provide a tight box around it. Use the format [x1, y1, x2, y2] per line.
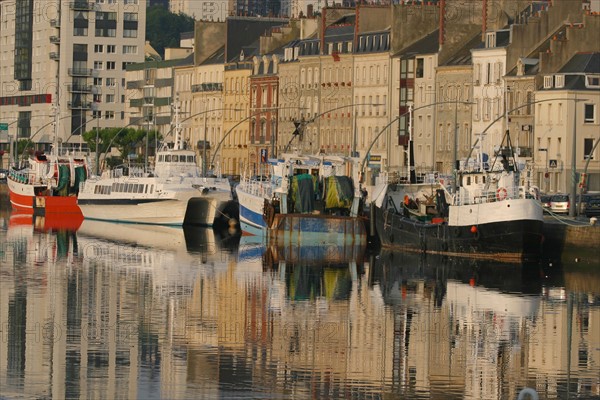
[586, 75, 600, 88]
[123, 45, 137, 54]
[93, 77, 102, 86]
[543, 76, 553, 88]
[96, 28, 116, 37]
[94, 44, 103, 53]
[106, 61, 115, 70]
[123, 29, 138, 38]
[555, 74, 564, 88]
[106, 94, 115, 103]
[584, 138, 596, 160]
[124, 12, 138, 21]
[584, 104, 595, 123]
[104, 111, 115, 119]
[106, 78, 116, 87]
[74, 27, 88, 36]
[107, 45, 116, 53]
[94, 61, 103, 70]
[415, 58, 424, 78]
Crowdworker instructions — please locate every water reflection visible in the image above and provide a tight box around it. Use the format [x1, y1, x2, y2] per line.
[0, 210, 598, 399]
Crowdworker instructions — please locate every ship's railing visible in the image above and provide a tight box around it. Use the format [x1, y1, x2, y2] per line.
[454, 184, 522, 206]
[107, 163, 152, 179]
[8, 168, 34, 184]
[238, 176, 274, 198]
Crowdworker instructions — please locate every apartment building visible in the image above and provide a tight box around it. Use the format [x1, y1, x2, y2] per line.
[535, 52, 600, 194]
[0, 0, 146, 159]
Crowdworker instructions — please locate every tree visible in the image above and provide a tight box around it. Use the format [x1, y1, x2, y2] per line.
[82, 127, 162, 167]
[146, 6, 195, 59]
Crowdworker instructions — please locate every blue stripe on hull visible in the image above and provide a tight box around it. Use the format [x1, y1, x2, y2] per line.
[239, 204, 266, 233]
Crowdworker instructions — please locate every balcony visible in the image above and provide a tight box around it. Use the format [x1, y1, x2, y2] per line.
[68, 68, 93, 77]
[49, 52, 60, 61]
[130, 98, 143, 107]
[50, 19, 60, 28]
[69, 1, 95, 10]
[50, 36, 60, 44]
[67, 84, 92, 93]
[155, 78, 174, 88]
[126, 80, 144, 89]
[68, 101, 92, 109]
[191, 83, 223, 93]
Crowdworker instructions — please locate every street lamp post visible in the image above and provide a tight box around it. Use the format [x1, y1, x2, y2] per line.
[95, 114, 100, 175]
[538, 147, 548, 192]
[569, 94, 577, 218]
[203, 112, 208, 176]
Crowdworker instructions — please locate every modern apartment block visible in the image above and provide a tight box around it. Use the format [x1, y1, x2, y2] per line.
[0, 0, 145, 158]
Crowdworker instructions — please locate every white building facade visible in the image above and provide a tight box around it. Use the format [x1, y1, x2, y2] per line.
[0, 0, 146, 159]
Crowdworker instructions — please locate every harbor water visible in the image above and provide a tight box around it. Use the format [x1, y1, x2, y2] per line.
[0, 188, 599, 399]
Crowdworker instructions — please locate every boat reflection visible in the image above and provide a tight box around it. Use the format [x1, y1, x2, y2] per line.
[370, 250, 599, 400]
[1, 213, 598, 400]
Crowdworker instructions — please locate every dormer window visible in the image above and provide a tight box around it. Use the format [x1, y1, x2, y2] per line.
[586, 75, 600, 88]
[554, 74, 564, 88]
[347, 42, 352, 52]
[485, 32, 496, 48]
[543, 75, 553, 89]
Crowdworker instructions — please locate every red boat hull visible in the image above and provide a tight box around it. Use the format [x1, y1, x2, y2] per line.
[9, 190, 82, 215]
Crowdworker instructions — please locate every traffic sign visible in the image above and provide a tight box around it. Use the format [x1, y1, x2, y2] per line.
[549, 159, 558, 168]
[0, 123, 8, 131]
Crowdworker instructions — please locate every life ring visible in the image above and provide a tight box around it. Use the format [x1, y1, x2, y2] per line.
[496, 187, 508, 201]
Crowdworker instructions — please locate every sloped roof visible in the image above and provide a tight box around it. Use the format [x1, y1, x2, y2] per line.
[442, 33, 483, 66]
[393, 30, 439, 58]
[201, 45, 226, 66]
[559, 52, 600, 73]
[225, 17, 288, 63]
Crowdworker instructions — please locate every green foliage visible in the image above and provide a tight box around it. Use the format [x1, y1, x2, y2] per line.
[17, 139, 34, 159]
[82, 127, 162, 161]
[146, 6, 195, 59]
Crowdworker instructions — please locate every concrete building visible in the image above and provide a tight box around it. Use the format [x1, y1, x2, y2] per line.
[189, 48, 226, 174]
[0, 0, 146, 161]
[393, 31, 439, 175]
[170, 0, 232, 21]
[471, 29, 510, 161]
[249, 54, 280, 175]
[434, 35, 480, 175]
[535, 52, 600, 194]
[125, 57, 189, 161]
[222, 60, 252, 176]
[353, 30, 391, 184]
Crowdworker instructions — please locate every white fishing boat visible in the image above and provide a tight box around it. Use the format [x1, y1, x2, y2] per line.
[77, 110, 235, 226]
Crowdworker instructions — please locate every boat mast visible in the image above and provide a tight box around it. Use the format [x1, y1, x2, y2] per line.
[407, 103, 416, 184]
[172, 99, 182, 151]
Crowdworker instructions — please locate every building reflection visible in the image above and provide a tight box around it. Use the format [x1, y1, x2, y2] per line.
[0, 217, 598, 399]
